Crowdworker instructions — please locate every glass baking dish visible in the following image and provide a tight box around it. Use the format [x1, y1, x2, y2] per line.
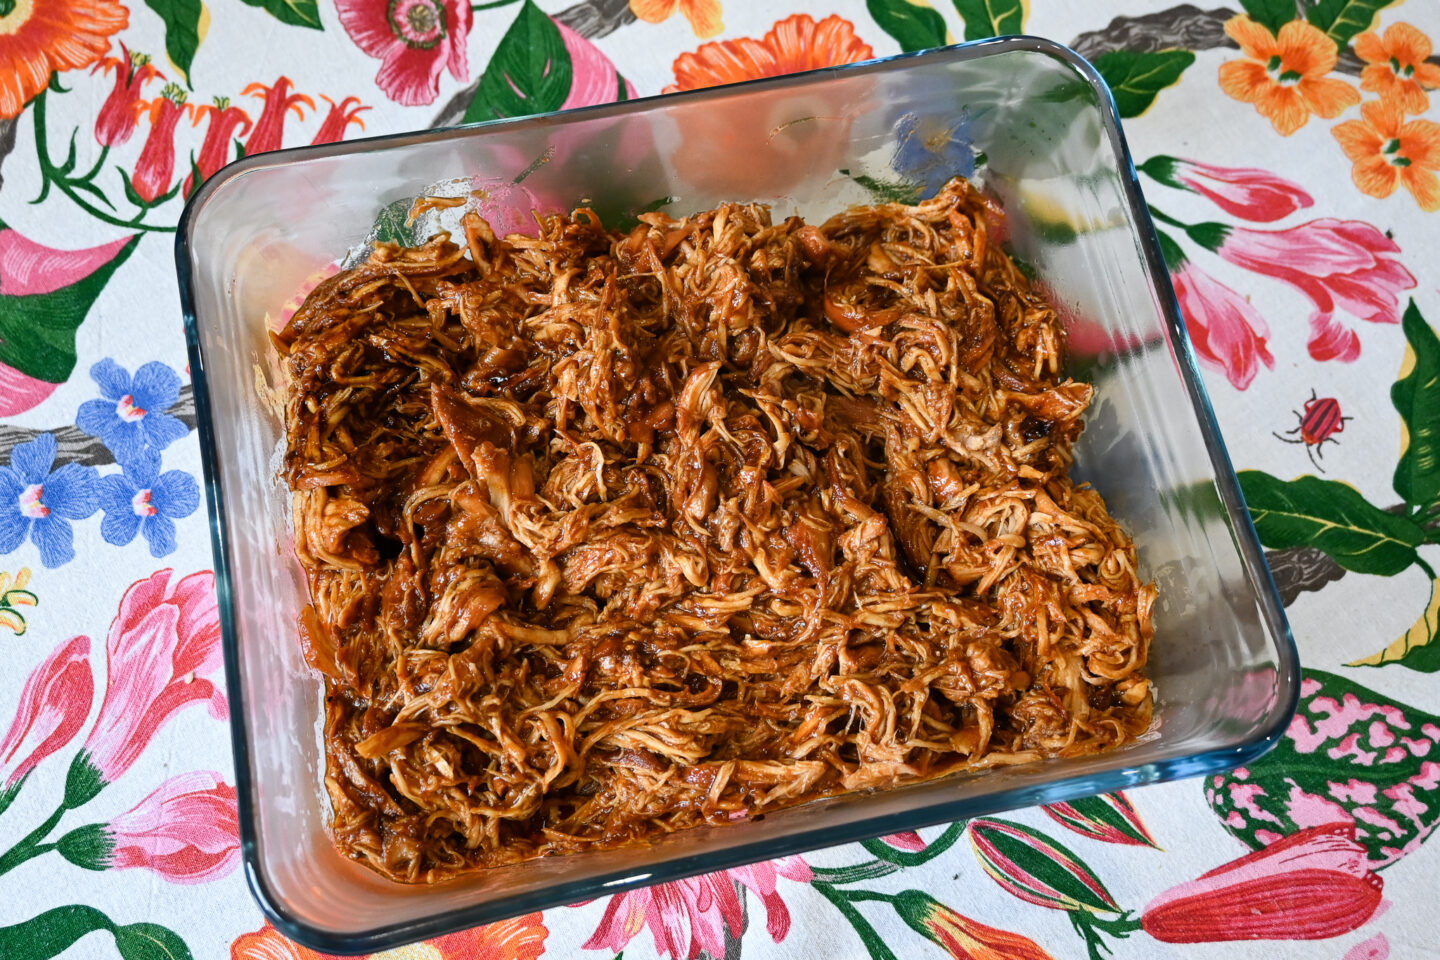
[176, 35, 1297, 955]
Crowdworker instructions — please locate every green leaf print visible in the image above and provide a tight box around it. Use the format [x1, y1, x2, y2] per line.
[950, 0, 1025, 42]
[1307, 0, 1400, 49]
[1392, 301, 1440, 519]
[1350, 577, 1440, 672]
[239, 0, 323, 30]
[463, 0, 573, 124]
[142, 0, 204, 88]
[0, 906, 193, 960]
[867, 0, 948, 52]
[1239, 471, 1426, 576]
[1093, 49, 1196, 118]
[1239, 0, 1298, 36]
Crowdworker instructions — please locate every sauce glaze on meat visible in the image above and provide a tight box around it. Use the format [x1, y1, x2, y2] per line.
[277, 179, 1156, 882]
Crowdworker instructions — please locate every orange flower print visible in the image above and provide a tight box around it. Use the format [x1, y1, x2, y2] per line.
[231, 914, 547, 960]
[0, 0, 128, 118]
[1333, 99, 1440, 211]
[630, 0, 722, 40]
[1218, 16, 1360, 135]
[1355, 22, 1440, 114]
[665, 13, 873, 93]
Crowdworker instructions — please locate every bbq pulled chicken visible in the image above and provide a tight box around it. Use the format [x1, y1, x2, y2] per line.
[278, 179, 1156, 882]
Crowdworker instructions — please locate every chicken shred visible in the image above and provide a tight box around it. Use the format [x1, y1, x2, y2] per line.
[278, 178, 1156, 883]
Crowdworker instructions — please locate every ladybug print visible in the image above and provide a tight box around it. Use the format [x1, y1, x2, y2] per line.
[1273, 389, 1351, 471]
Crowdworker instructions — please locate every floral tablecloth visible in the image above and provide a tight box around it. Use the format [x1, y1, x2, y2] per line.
[2, 0, 1439, 957]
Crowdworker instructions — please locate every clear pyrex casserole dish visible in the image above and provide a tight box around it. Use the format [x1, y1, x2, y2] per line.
[176, 35, 1297, 955]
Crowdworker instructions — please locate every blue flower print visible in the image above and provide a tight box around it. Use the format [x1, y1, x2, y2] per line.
[0, 434, 99, 568]
[98, 448, 200, 558]
[75, 359, 188, 462]
[892, 112, 977, 197]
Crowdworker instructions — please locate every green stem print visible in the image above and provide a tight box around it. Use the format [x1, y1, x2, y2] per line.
[31, 91, 177, 235]
[0, 906, 192, 960]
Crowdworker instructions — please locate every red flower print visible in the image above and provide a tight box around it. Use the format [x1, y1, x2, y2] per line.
[0, 0, 127, 118]
[91, 44, 162, 148]
[310, 95, 370, 145]
[185, 97, 253, 198]
[231, 913, 547, 959]
[0, 635, 92, 789]
[665, 13, 873, 93]
[334, 0, 471, 107]
[88, 770, 239, 884]
[1141, 824, 1383, 942]
[78, 569, 224, 788]
[1208, 218, 1416, 362]
[1172, 256, 1274, 390]
[243, 77, 315, 155]
[132, 83, 190, 204]
[1141, 155, 1313, 222]
[893, 890, 1057, 960]
[584, 857, 812, 959]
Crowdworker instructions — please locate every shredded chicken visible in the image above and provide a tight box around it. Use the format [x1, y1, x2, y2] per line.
[278, 179, 1156, 883]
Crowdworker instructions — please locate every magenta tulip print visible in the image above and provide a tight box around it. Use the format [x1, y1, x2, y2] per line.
[1139, 155, 1315, 222]
[1164, 242, 1276, 389]
[55, 770, 239, 884]
[0, 636, 92, 804]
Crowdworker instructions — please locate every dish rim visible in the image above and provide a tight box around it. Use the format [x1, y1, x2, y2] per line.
[175, 32, 1299, 955]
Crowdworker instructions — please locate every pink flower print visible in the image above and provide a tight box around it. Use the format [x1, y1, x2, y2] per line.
[1140, 155, 1314, 222]
[60, 770, 240, 883]
[1160, 231, 1274, 389]
[0, 636, 92, 793]
[1141, 824, 1383, 942]
[310, 95, 370, 145]
[1203, 218, 1415, 363]
[132, 83, 189, 204]
[584, 856, 812, 959]
[555, 18, 635, 110]
[76, 570, 224, 794]
[242, 77, 315, 155]
[91, 43, 161, 148]
[335, 0, 471, 107]
[185, 96, 252, 198]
